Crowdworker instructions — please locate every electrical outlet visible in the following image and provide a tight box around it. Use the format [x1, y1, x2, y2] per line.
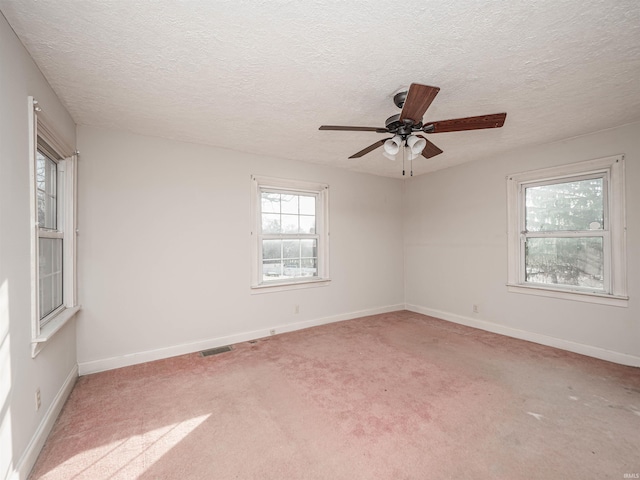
[473, 304, 479, 314]
[294, 304, 299, 314]
[35, 388, 41, 411]
[269, 329, 276, 336]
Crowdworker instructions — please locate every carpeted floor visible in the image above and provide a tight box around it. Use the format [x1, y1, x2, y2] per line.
[29, 311, 640, 479]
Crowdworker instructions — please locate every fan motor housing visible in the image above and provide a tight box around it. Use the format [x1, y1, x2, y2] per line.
[385, 114, 423, 135]
[385, 114, 403, 131]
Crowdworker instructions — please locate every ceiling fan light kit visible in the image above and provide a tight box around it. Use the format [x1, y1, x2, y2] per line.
[383, 135, 402, 155]
[406, 135, 426, 155]
[319, 83, 507, 175]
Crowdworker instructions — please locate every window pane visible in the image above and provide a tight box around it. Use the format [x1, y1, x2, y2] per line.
[283, 259, 300, 277]
[281, 194, 298, 214]
[261, 192, 280, 214]
[51, 269, 62, 316]
[36, 155, 45, 185]
[39, 238, 63, 319]
[36, 151, 57, 229]
[281, 214, 299, 233]
[300, 239, 317, 258]
[262, 213, 281, 234]
[39, 275, 52, 320]
[46, 191, 57, 230]
[301, 257, 318, 277]
[261, 237, 319, 281]
[45, 157, 57, 197]
[525, 178, 603, 232]
[37, 190, 46, 227]
[283, 240, 300, 259]
[39, 237, 53, 275]
[525, 237, 603, 290]
[262, 259, 283, 279]
[262, 239, 282, 260]
[299, 215, 315, 234]
[299, 195, 315, 215]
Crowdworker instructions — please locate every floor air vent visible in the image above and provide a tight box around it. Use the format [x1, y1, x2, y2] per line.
[200, 345, 233, 357]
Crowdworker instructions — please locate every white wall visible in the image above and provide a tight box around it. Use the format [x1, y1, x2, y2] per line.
[76, 122, 640, 371]
[75, 126, 405, 373]
[404, 122, 640, 364]
[0, 13, 78, 480]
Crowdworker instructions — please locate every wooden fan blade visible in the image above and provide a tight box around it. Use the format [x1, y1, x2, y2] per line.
[399, 84, 440, 123]
[348, 139, 389, 158]
[416, 135, 443, 159]
[427, 113, 507, 133]
[320, 125, 388, 133]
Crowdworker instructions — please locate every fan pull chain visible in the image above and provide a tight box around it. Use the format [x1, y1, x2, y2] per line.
[402, 143, 405, 176]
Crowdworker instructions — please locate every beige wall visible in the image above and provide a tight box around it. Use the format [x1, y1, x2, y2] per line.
[404, 122, 640, 363]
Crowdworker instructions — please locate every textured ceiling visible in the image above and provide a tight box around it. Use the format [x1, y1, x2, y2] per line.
[2, 0, 639, 178]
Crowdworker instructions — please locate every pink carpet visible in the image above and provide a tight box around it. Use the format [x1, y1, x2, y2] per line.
[30, 311, 640, 479]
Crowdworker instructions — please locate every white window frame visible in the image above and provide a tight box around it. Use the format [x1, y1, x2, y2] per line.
[507, 154, 627, 307]
[251, 175, 330, 293]
[28, 97, 80, 356]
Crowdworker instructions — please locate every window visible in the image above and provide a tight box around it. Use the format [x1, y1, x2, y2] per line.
[251, 176, 329, 291]
[507, 155, 627, 306]
[29, 97, 79, 356]
[36, 147, 64, 322]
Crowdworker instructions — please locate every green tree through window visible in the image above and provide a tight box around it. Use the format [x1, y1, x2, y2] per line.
[524, 177, 604, 289]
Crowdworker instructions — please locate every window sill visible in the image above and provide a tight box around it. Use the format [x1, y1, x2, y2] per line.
[507, 284, 628, 307]
[251, 278, 331, 294]
[31, 305, 81, 357]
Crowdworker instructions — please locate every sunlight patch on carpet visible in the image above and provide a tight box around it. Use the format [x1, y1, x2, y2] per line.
[42, 414, 211, 480]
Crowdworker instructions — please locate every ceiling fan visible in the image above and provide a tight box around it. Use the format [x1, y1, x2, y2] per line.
[319, 83, 506, 175]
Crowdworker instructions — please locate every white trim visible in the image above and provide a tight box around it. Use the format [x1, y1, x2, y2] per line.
[63, 155, 78, 307]
[31, 306, 81, 357]
[608, 156, 627, 296]
[507, 284, 628, 307]
[78, 302, 640, 374]
[28, 98, 39, 340]
[78, 304, 404, 375]
[506, 154, 627, 303]
[506, 154, 624, 184]
[12, 365, 78, 480]
[405, 304, 640, 367]
[252, 175, 328, 193]
[250, 278, 331, 294]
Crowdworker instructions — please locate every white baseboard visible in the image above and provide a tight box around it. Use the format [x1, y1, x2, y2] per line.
[406, 304, 640, 367]
[78, 304, 405, 375]
[12, 364, 78, 480]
